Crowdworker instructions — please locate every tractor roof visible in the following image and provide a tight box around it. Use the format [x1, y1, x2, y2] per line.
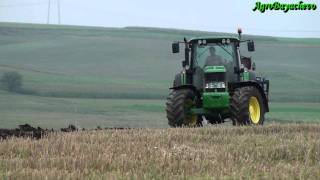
[188, 36, 240, 43]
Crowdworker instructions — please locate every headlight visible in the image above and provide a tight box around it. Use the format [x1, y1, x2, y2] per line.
[205, 82, 226, 89]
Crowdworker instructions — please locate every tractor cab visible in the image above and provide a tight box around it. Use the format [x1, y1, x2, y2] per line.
[172, 36, 257, 90]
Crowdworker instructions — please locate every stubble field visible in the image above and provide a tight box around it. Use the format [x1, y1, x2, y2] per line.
[1, 123, 320, 179]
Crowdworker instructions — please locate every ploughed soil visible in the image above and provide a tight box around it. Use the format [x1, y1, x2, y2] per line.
[0, 124, 129, 139]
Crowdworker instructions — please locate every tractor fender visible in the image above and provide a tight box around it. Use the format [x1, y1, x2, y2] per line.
[173, 73, 182, 87]
[170, 84, 197, 91]
[170, 84, 201, 100]
[229, 81, 269, 112]
[171, 72, 195, 90]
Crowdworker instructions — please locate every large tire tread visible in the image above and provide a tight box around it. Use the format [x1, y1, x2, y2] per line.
[230, 86, 265, 126]
[166, 89, 202, 127]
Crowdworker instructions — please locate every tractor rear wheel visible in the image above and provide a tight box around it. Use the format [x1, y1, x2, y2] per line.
[230, 86, 265, 125]
[166, 89, 202, 127]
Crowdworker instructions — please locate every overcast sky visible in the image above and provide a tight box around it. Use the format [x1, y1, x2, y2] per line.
[0, 0, 319, 38]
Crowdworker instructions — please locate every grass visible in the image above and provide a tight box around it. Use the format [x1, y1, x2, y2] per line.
[1, 89, 319, 129]
[267, 102, 320, 123]
[0, 124, 320, 179]
[0, 90, 166, 129]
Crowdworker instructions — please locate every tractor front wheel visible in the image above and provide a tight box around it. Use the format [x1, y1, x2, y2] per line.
[166, 89, 202, 127]
[230, 86, 265, 125]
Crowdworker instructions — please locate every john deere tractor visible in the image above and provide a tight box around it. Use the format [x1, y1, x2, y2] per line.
[166, 29, 269, 127]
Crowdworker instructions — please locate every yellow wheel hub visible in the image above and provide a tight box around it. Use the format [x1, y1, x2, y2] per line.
[249, 96, 261, 124]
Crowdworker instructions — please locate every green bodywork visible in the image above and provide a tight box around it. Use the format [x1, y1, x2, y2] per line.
[243, 71, 250, 81]
[192, 66, 230, 115]
[203, 92, 229, 109]
[204, 66, 226, 73]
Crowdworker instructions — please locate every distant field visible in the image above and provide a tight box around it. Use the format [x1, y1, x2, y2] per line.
[0, 22, 319, 127]
[1, 90, 319, 129]
[0, 90, 166, 129]
[1, 124, 320, 179]
[268, 103, 320, 123]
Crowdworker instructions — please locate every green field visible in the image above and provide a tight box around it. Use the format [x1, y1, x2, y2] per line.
[0, 22, 319, 128]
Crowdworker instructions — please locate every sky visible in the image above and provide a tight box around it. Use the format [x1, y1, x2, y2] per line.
[0, 0, 319, 38]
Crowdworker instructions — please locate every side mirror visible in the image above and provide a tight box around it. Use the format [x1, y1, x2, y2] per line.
[248, 41, 255, 52]
[172, 42, 180, 53]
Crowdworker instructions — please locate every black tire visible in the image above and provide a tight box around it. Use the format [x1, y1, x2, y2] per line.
[230, 86, 265, 125]
[166, 89, 202, 127]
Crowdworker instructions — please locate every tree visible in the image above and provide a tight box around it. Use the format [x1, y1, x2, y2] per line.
[1, 71, 23, 92]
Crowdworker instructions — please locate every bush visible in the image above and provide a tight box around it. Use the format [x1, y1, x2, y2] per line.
[1, 71, 23, 92]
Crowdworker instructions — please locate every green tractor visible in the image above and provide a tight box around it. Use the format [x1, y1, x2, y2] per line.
[166, 29, 269, 127]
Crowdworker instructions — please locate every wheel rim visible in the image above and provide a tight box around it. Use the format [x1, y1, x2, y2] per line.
[249, 96, 261, 124]
[184, 99, 197, 126]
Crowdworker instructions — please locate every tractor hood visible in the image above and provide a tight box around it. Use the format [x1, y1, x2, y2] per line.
[204, 66, 226, 73]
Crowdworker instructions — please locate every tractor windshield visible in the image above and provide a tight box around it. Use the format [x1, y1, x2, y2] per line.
[192, 42, 238, 82]
[193, 42, 237, 69]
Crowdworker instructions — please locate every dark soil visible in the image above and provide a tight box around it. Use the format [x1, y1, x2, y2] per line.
[0, 124, 131, 140]
[0, 124, 52, 139]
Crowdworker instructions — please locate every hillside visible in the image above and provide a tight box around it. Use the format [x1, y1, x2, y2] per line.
[0, 22, 320, 101]
[0, 22, 320, 128]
